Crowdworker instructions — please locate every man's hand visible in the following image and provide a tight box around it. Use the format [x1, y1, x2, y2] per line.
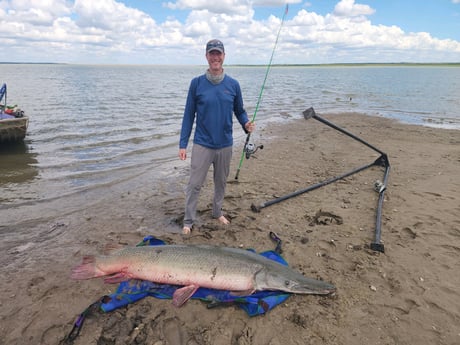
[245, 121, 255, 133]
[179, 148, 187, 160]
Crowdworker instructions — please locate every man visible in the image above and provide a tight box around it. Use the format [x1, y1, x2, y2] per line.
[179, 39, 255, 234]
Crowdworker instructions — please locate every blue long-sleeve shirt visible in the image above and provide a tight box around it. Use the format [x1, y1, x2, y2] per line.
[179, 74, 249, 150]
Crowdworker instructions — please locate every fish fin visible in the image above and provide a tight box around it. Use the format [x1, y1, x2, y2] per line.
[172, 285, 199, 307]
[229, 289, 255, 297]
[103, 270, 131, 284]
[71, 256, 99, 280]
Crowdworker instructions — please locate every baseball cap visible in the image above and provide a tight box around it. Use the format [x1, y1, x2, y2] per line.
[206, 39, 225, 54]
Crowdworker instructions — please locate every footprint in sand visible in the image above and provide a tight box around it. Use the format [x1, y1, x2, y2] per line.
[162, 317, 187, 345]
[401, 226, 417, 240]
[27, 276, 48, 299]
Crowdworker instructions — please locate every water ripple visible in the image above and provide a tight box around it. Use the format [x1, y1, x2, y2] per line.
[0, 64, 459, 216]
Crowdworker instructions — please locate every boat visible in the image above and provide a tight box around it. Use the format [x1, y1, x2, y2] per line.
[0, 83, 29, 142]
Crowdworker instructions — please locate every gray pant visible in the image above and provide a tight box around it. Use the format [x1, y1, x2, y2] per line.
[183, 144, 232, 228]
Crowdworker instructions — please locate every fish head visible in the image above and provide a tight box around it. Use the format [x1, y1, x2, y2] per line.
[255, 268, 336, 295]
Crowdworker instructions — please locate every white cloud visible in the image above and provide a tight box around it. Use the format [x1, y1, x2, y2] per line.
[251, 0, 301, 6]
[279, 3, 460, 63]
[165, 0, 250, 15]
[0, 0, 459, 64]
[0, 0, 71, 25]
[333, 0, 375, 17]
[73, 0, 156, 31]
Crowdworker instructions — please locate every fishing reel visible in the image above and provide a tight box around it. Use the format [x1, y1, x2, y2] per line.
[244, 142, 264, 159]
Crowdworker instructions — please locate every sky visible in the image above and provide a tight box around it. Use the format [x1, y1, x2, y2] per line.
[0, 0, 459, 64]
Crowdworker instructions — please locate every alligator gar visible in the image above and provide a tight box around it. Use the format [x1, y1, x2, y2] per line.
[71, 244, 335, 307]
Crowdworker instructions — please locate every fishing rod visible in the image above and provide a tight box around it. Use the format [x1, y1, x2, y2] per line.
[234, 4, 288, 180]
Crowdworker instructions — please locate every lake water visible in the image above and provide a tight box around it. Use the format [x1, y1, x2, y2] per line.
[1, 64, 459, 241]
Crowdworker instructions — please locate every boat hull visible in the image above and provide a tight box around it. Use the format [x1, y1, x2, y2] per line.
[0, 116, 29, 142]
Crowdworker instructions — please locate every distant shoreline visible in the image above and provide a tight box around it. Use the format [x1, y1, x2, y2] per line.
[233, 62, 460, 67]
[1, 62, 459, 67]
[0, 62, 66, 65]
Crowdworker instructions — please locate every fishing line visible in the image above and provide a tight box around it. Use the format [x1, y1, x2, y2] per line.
[234, 3, 288, 180]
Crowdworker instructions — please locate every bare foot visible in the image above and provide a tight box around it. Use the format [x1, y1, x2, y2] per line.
[182, 226, 191, 235]
[217, 215, 230, 225]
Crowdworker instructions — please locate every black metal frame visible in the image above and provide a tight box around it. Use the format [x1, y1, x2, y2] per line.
[251, 107, 390, 253]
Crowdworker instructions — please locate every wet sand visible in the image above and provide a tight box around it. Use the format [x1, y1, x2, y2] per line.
[1, 112, 459, 345]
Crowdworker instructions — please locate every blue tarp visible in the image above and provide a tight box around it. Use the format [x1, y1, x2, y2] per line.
[100, 235, 291, 316]
[0, 113, 15, 120]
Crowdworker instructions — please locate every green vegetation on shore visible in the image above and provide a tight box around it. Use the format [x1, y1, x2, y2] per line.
[232, 62, 460, 67]
[1, 62, 459, 67]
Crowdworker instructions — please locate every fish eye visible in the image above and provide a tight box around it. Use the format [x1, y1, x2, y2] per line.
[284, 280, 291, 286]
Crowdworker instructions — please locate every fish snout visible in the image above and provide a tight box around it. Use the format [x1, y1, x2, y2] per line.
[291, 278, 336, 295]
[313, 281, 336, 295]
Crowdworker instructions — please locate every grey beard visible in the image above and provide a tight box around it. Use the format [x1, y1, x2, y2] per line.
[206, 69, 225, 84]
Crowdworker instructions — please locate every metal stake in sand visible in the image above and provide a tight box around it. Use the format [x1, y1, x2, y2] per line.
[251, 107, 390, 252]
[234, 4, 288, 180]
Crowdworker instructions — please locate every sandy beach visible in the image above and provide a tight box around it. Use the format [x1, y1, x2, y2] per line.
[1, 112, 459, 345]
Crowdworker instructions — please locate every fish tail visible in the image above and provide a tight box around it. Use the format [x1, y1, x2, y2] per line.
[71, 256, 100, 280]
